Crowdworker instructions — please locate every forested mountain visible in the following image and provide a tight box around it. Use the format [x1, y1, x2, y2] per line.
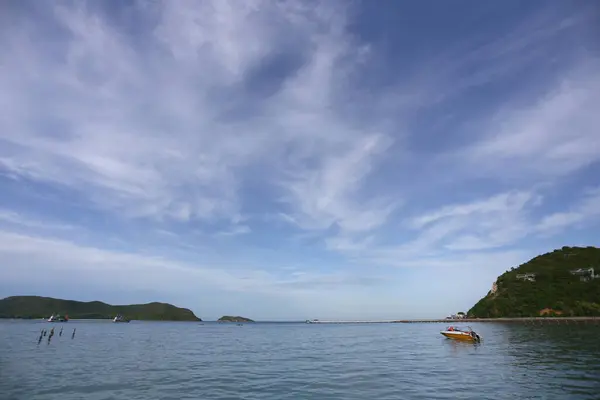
[0, 296, 201, 321]
[468, 246, 600, 317]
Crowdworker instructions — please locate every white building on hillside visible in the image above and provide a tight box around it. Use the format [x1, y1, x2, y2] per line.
[516, 273, 536, 282]
[570, 267, 596, 282]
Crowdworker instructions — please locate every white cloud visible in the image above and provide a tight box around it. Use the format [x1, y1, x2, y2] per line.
[364, 246, 528, 272]
[0, 209, 74, 231]
[384, 5, 596, 111]
[0, 207, 403, 319]
[327, 188, 551, 266]
[0, 230, 238, 291]
[215, 225, 251, 237]
[535, 187, 600, 235]
[460, 62, 600, 179]
[409, 191, 536, 230]
[0, 229, 382, 314]
[391, 190, 537, 254]
[325, 234, 375, 253]
[346, 184, 598, 267]
[0, 0, 385, 228]
[279, 133, 399, 233]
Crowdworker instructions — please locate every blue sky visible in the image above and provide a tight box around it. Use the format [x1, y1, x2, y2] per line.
[1, 0, 599, 321]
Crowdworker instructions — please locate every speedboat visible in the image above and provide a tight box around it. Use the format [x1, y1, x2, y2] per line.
[440, 326, 481, 342]
[113, 314, 130, 323]
[47, 314, 68, 322]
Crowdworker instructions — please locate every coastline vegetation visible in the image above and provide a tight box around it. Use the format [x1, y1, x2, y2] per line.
[0, 296, 202, 321]
[468, 246, 600, 318]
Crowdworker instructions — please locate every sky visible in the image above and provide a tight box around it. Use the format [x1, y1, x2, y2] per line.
[0, 0, 599, 321]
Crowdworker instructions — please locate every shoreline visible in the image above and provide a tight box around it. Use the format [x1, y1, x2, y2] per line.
[398, 317, 600, 323]
[0, 318, 201, 322]
[308, 317, 600, 324]
[3, 317, 599, 324]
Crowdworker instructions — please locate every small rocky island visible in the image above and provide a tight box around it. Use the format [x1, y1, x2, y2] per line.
[218, 315, 254, 323]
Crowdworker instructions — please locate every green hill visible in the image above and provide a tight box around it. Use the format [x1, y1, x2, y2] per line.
[218, 315, 254, 323]
[0, 296, 202, 321]
[468, 246, 600, 318]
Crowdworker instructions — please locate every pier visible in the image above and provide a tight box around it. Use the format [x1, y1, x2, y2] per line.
[307, 317, 600, 325]
[307, 320, 399, 324]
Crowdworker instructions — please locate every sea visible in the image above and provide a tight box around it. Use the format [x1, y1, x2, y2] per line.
[1, 320, 599, 400]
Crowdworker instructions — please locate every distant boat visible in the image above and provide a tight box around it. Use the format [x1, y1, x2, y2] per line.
[47, 314, 68, 322]
[113, 314, 130, 323]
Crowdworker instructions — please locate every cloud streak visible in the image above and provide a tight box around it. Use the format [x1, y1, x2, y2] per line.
[0, 0, 379, 226]
[463, 63, 600, 179]
[535, 187, 600, 235]
[0, 209, 74, 231]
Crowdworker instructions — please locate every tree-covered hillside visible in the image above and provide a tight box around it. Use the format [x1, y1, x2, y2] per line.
[468, 246, 600, 317]
[0, 296, 202, 321]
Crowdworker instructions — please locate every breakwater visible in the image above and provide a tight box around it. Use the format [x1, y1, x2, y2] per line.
[306, 317, 600, 325]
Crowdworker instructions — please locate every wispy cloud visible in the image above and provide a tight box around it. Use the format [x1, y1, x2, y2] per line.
[215, 225, 251, 237]
[333, 190, 540, 265]
[409, 191, 537, 230]
[279, 133, 399, 233]
[462, 64, 600, 179]
[330, 185, 597, 269]
[0, 209, 74, 231]
[0, 229, 394, 319]
[535, 187, 600, 235]
[0, 0, 377, 225]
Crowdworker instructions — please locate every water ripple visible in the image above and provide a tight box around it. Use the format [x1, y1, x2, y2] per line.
[1, 321, 599, 399]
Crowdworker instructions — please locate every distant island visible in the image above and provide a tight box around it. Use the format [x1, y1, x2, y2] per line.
[218, 315, 254, 323]
[469, 246, 600, 318]
[0, 296, 202, 321]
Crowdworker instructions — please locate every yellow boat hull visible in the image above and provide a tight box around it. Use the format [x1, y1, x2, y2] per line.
[440, 332, 479, 342]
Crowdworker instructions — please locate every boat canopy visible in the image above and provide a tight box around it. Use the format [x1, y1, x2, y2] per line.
[445, 326, 473, 332]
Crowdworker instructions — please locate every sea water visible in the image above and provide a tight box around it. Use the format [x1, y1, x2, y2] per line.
[1, 320, 599, 399]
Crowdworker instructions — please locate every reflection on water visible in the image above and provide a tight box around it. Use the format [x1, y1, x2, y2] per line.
[505, 324, 600, 398]
[1, 321, 599, 400]
[443, 337, 482, 356]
